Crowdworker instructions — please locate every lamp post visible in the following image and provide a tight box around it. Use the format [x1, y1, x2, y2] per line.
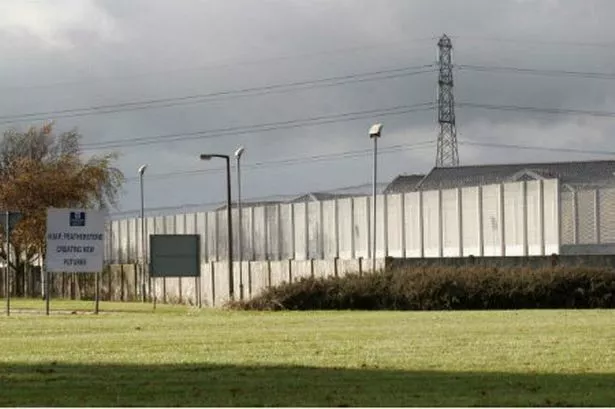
[234, 146, 245, 301]
[138, 164, 148, 302]
[199, 153, 234, 301]
[369, 123, 383, 273]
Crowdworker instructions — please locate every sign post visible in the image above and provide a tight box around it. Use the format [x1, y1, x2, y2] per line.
[1, 210, 22, 317]
[45, 208, 105, 315]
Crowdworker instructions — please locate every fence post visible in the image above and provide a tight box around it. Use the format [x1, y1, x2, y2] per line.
[522, 181, 529, 257]
[499, 183, 506, 257]
[457, 188, 463, 257]
[288, 259, 292, 283]
[350, 197, 356, 259]
[419, 191, 425, 258]
[400, 193, 406, 259]
[594, 189, 601, 244]
[210, 261, 216, 307]
[539, 180, 545, 256]
[437, 189, 443, 258]
[572, 190, 579, 245]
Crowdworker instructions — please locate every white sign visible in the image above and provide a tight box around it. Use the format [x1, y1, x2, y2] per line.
[45, 208, 106, 273]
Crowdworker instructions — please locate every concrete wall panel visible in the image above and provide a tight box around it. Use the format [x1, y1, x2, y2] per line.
[291, 260, 312, 281]
[270, 261, 289, 287]
[250, 261, 269, 297]
[337, 198, 353, 259]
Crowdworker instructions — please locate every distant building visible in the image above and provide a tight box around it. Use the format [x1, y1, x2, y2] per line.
[384, 160, 615, 193]
[289, 192, 365, 203]
[214, 200, 284, 211]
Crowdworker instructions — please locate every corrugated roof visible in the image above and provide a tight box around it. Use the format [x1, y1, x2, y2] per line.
[386, 160, 615, 193]
[384, 174, 426, 194]
[289, 192, 365, 203]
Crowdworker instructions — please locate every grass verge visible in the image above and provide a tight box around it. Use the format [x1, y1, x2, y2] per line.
[1, 303, 614, 406]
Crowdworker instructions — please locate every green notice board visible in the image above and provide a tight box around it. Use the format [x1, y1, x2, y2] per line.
[150, 234, 201, 277]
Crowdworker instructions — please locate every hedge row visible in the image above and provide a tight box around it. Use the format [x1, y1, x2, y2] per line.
[229, 267, 615, 311]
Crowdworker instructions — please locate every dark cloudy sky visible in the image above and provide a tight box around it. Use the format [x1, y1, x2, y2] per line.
[0, 0, 613, 215]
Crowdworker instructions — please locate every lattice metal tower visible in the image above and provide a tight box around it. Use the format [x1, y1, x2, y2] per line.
[436, 34, 459, 167]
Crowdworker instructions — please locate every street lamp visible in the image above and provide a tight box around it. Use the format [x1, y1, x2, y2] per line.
[138, 164, 148, 302]
[199, 153, 234, 301]
[234, 146, 245, 300]
[369, 123, 383, 273]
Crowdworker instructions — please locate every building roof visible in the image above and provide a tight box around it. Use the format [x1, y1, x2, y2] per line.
[383, 174, 426, 194]
[289, 192, 365, 203]
[214, 200, 284, 211]
[385, 160, 615, 193]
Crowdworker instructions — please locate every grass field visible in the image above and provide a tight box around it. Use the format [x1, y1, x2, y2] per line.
[0, 299, 614, 406]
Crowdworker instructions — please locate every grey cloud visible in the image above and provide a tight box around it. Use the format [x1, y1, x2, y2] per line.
[1, 0, 614, 212]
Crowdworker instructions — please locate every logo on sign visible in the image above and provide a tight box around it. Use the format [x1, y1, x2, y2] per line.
[69, 212, 86, 227]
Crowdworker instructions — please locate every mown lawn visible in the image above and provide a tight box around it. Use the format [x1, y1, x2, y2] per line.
[0, 300, 614, 406]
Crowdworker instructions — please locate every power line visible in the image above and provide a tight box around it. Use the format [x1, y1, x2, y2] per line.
[457, 102, 615, 118]
[83, 102, 435, 151]
[456, 64, 615, 80]
[452, 35, 615, 49]
[0, 37, 435, 90]
[0, 65, 436, 125]
[0, 37, 436, 92]
[123, 140, 436, 183]
[459, 140, 615, 156]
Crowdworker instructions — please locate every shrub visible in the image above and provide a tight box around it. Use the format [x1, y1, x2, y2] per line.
[228, 266, 615, 311]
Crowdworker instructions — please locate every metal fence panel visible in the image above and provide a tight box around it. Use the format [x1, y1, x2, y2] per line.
[353, 197, 369, 259]
[482, 184, 502, 256]
[280, 204, 294, 260]
[337, 198, 353, 259]
[387, 194, 403, 257]
[441, 188, 460, 257]
[307, 202, 322, 259]
[461, 186, 480, 257]
[293, 203, 307, 260]
[577, 190, 596, 245]
[206, 211, 218, 261]
[404, 192, 422, 258]
[422, 190, 440, 257]
[600, 188, 615, 243]
[216, 210, 228, 261]
[526, 181, 542, 255]
[322, 200, 337, 259]
[195, 212, 207, 261]
[253, 206, 267, 260]
[504, 182, 524, 256]
[543, 179, 560, 254]
[265, 205, 280, 260]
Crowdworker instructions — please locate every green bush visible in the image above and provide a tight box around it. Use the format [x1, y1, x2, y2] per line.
[229, 267, 615, 311]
